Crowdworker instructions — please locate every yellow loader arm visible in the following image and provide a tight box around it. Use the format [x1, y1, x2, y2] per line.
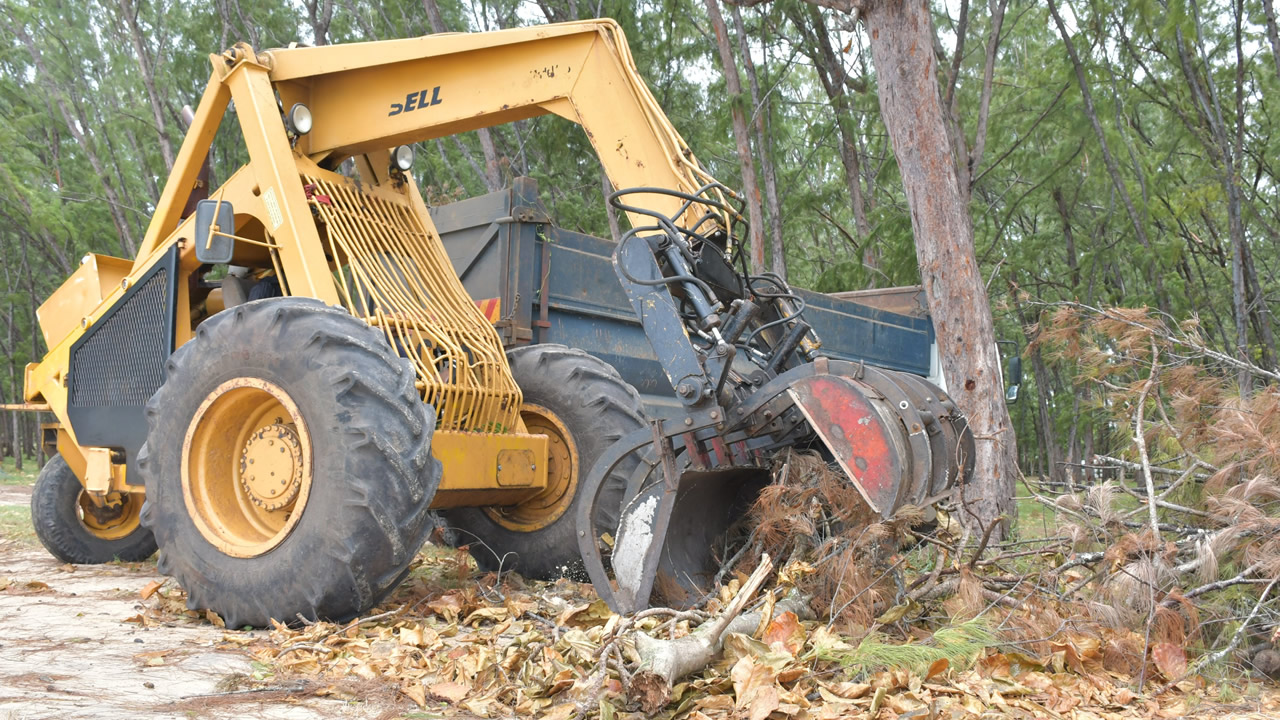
[25, 19, 724, 506]
[136, 19, 722, 281]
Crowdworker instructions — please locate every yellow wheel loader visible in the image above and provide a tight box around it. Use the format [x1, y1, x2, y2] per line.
[14, 20, 973, 625]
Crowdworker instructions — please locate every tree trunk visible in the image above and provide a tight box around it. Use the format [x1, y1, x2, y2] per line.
[9, 20, 137, 256]
[864, 0, 1018, 536]
[423, 0, 504, 192]
[118, 0, 175, 172]
[1265, 0, 1280, 81]
[706, 0, 766, 274]
[786, 4, 873, 250]
[966, 0, 1006, 186]
[1046, 0, 1169, 318]
[731, 4, 787, 278]
[1170, 9, 1252, 386]
[1052, 188, 1081, 291]
[305, 0, 335, 45]
[602, 166, 622, 242]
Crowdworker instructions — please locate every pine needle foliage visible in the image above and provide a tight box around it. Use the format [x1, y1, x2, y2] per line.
[811, 618, 998, 674]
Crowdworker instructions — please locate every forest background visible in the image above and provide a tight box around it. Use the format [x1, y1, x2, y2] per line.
[2, 0, 1278, 498]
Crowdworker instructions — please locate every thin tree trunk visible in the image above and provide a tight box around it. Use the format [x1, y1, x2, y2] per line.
[730, 4, 786, 278]
[1053, 188, 1081, 291]
[1046, 0, 1169, 318]
[6, 299, 20, 472]
[1170, 7, 1251, 386]
[967, 0, 1006, 185]
[864, 0, 1019, 537]
[10, 20, 137, 256]
[119, 0, 175, 172]
[705, 0, 766, 273]
[425, 0, 504, 194]
[602, 166, 622, 243]
[787, 4, 872, 246]
[1029, 346, 1061, 485]
[306, 0, 335, 45]
[1265, 0, 1280, 81]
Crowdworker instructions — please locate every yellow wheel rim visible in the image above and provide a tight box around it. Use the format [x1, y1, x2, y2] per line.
[484, 404, 579, 532]
[181, 378, 313, 557]
[77, 491, 142, 541]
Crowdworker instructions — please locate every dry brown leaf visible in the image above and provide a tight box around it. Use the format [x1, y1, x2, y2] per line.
[427, 591, 466, 622]
[401, 681, 426, 707]
[463, 606, 508, 625]
[925, 657, 949, 680]
[139, 580, 164, 600]
[749, 685, 780, 720]
[731, 655, 777, 710]
[1150, 643, 1186, 679]
[428, 680, 469, 703]
[134, 650, 171, 667]
[556, 599, 613, 628]
[763, 611, 806, 655]
[821, 681, 871, 699]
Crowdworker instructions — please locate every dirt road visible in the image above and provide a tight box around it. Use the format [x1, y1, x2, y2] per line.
[0, 485, 396, 719]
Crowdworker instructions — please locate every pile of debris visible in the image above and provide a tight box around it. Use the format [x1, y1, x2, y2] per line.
[131, 449, 1280, 718]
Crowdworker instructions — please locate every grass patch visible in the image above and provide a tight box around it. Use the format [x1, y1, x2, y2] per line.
[1012, 477, 1058, 540]
[0, 456, 39, 486]
[0, 504, 36, 546]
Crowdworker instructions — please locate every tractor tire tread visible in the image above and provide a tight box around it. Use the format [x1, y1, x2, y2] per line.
[30, 455, 157, 564]
[442, 344, 645, 579]
[138, 297, 441, 627]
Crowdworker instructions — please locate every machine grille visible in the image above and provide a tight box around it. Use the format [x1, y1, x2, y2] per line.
[305, 172, 521, 433]
[69, 267, 171, 408]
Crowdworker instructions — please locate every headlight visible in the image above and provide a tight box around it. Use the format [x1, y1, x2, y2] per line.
[391, 145, 415, 171]
[287, 103, 312, 135]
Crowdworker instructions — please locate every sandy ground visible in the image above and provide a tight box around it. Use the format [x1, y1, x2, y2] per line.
[0, 487, 399, 719]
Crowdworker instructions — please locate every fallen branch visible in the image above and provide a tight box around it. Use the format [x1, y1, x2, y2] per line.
[1153, 575, 1280, 695]
[628, 554, 787, 712]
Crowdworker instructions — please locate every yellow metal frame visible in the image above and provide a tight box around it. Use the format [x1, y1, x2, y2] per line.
[430, 430, 549, 508]
[21, 19, 729, 514]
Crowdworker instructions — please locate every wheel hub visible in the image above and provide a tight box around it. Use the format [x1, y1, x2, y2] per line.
[182, 377, 313, 557]
[484, 404, 578, 532]
[78, 491, 140, 539]
[239, 423, 304, 511]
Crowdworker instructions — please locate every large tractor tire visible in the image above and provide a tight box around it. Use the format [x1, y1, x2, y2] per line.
[138, 298, 441, 628]
[442, 345, 646, 580]
[31, 454, 156, 564]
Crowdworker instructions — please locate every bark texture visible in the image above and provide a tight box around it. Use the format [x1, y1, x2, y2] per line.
[731, 4, 787, 278]
[864, 0, 1018, 535]
[706, 0, 767, 273]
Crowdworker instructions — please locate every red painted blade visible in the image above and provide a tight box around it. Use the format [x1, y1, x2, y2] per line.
[787, 374, 909, 517]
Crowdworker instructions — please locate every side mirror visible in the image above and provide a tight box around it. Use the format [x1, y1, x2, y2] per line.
[996, 341, 1023, 405]
[194, 199, 236, 264]
[1005, 358, 1022, 402]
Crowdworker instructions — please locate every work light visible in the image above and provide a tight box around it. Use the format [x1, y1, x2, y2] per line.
[392, 145, 415, 171]
[287, 103, 313, 135]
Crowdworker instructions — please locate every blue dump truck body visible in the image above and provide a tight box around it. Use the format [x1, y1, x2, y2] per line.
[432, 177, 939, 416]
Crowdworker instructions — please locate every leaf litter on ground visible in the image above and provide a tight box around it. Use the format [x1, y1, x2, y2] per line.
[129, 543, 1280, 720]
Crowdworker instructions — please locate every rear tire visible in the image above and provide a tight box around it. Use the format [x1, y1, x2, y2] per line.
[138, 298, 441, 628]
[31, 455, 156, 564]
[441, 345, 646, 580]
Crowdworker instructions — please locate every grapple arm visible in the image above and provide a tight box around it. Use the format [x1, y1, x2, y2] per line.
[577, 187, 974, 613]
